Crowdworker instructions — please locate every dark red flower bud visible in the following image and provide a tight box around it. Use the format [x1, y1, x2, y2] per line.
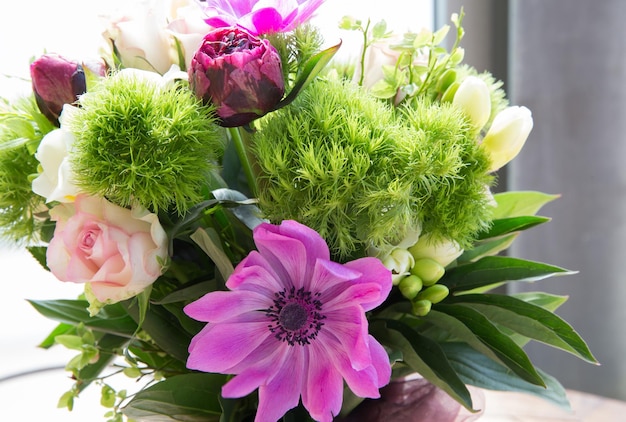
[189, 27, 284, 127]
[30, 54, 87, 126]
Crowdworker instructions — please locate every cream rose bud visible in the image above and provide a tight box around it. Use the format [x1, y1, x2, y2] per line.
[452, 76, 491, 130]
[408, 233, 463, 268]
[481, 106, 533, 171]
[47, 195, 168, 305]
[32, 111, 81, 203]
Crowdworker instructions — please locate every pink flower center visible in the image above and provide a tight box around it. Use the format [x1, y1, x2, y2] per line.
[266, 287, 326, 346]
[79, 228, 99, 251]
[206, 30, 256, 57]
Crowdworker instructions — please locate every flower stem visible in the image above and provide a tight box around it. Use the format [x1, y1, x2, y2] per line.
[229, 126, 258, 197]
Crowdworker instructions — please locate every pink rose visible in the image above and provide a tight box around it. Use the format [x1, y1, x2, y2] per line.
[47, 194, 168, 304]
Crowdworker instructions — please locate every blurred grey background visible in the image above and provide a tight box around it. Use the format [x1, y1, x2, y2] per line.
[438, 0, 626, 402]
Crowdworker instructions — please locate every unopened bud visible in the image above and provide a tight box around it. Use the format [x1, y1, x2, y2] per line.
[412, 299, 432, 316]
[408, 233, 463, 267]
[452, 76, 491, 130]
[411, 258, 445, 286]
[398, 275, 423, 300]
[481, 106, 533, 171]
[416, 284, 450, 304]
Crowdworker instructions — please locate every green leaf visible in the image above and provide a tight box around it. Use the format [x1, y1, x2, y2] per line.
[191, 227, 235, 281]
[441, 256, 575, 292]
[276, 42, 342, 110]
[76, 334, 130, 393]
[38, 323, 76, 349]
[446, 294, 598, 364]
[121, 302, 191, 363]
[55, 335, 84, 350]
[477, 216, 551, 240]
[136, 285, 152, 329]
[122, 373, 227, 421]
[441, 342, 571, 409]
[434, 304, 545, 387]
[512, 292, 568, 312]
[154, 280, 218, 305]
[373, 319, 474, 410]
[28, 299, 137, 337]
[492, 191, 560, 219]
[26, 246, 49, 271]
[458, 233, 517, 263]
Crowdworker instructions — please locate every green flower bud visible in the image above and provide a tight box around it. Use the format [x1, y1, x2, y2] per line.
[411, 258, 445, 286]
[435, 68, 457, 94]
[416, 284, 450, 304]
[412, 299, 432, 316]
[398, 275, 423, 299]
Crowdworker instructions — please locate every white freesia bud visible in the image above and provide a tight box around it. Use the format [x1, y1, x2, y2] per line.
[383, 248, 416, 285]
[452, 76, 491, 130]
[408, 233, 463, 267]
[32, 126, 80, 203]
[482, 106, 533, 171]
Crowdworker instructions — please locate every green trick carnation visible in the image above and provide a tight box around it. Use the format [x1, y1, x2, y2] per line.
[68, 70, 224, 214]
[253, 77, 494, 260]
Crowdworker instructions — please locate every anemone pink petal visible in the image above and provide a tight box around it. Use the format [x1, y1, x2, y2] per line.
[247, 8, 284, 34]
[308, 258, 362, 293]
[186, 321, 270, 373]
[255, 345, 306, 421]
[344, 257, 392, 311]
[183, 290, 270, 323]
[222, 339, 291, 398]
[253, 223, 310, 289]
[367, 334, 392, 387]
[302, 341, 343, 422]
[227, 251, 284, 293]
[321, 306, 371, 370]
[322, 280, 383, 311]
[275, 220, 330, 261]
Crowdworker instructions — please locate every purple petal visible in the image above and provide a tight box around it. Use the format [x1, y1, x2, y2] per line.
[226, 251, 284, 294]
[183, 290, 270, 323]
[344, 257, 392, 311]
[248, 8, 284, 34]
[255, 345, 307, 421]
[321, 305, 370, 370]
[302, 341, 344, 422]
[186, 321, 270, 373]
[367, 334, 392, 388]
[321, 280, 383, 312]
[308, 258, 362, 294]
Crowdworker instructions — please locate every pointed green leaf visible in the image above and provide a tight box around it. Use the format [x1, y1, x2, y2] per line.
[191, 227, 235, 281]
[512, 292, 568, 312]
[154, 280, 218, 305]
[123, 373, 227, 421]
[492, 191, 560, 219]
[446, 294, 598, 364]
[375, 319, 474, 410]
[26, 246, 49, 271]
[434, 304, 545, 387]
[441, 256, 575, 292]
[441, 342, 571, 409]
[275, 42, 342, 109]
[38, 323, 76, 348]
[477, 216, 551, 240]
[458, 233, 517, 263]
[28, 299, 137, 337]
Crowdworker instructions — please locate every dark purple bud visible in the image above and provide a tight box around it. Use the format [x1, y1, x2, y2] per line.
[30, 54, 87, 126]
[189, 27, 284, 127]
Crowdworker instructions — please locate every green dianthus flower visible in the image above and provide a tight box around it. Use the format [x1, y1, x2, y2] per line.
[68, 70, 224, 214]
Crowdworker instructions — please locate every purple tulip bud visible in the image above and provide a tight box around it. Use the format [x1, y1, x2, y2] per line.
[30, 54, 88, 126]
[189, 27, 284, 127]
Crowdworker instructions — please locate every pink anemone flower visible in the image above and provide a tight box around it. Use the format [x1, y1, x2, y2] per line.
[197, 0, 325, 35]
[184, 220, 392, 422]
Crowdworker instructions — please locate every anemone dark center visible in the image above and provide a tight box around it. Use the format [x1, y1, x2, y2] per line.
[266, 287, 326, 346]
[279, 302, 308, 331]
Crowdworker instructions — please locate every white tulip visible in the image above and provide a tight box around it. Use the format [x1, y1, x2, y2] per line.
[452, 76, 491, 130]
[481, 106, 533, 171]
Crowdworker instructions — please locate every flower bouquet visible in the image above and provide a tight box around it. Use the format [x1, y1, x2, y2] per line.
[0, 0, 598, 421]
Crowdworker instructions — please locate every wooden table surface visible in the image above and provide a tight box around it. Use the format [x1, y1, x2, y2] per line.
[480, 389, 626, 421]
